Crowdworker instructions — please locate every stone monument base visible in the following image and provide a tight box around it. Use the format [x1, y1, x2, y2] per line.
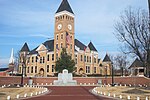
[53, 69, 77, 86]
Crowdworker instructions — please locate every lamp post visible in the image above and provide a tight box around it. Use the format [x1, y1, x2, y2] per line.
[20, 52, 27, 86]
[105, 66, 107, 85]
[21, 62, 25, 86]
[111, 62, 114, 86]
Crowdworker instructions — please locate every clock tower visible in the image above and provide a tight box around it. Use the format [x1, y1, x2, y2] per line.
[54, 0, 75, 60]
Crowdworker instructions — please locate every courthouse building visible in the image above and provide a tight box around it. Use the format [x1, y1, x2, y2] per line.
[18, 0, 112, 77]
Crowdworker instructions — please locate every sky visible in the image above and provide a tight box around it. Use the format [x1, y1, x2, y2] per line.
[0, 0, 148, 67]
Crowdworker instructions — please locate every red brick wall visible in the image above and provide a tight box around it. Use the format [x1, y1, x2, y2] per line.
[0, 76, 149, 86]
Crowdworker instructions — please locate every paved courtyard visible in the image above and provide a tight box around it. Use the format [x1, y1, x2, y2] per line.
[25, 86, 113, 100]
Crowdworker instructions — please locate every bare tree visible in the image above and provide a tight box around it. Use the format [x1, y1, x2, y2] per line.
[114, 7, 150, 77]
[114, 54, 129, 76]
[14, 51, 20, 72]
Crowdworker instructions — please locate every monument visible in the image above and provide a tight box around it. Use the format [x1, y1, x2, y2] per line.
[53, 69, 77, 86]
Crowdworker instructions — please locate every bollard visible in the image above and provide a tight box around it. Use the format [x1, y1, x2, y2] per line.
[120, 95, 122, 99]
[100, 92, 102, 95]
[39, 91, 41, 94]
[113, 94, 116, 98]
[93, 83, 95, 85]
[84, 83, 86, 85]
[88, 83, 90, 85]
[137, 97, 140, 100]
[104, 92, 106, 96]
[16, 94, 19, 99]
[108, 93, 110, 97]
[24, 93, 27, 97]
[35, 92, 38, 95]
[41, 83, 43, 85]
[30, 93, 33, 97]
[125, 84, 126, 87]
[127, 95, 130, 100]
[146, 97, 148, 100]
[46, 83, 48, 85]
[7, 96, 10, 100]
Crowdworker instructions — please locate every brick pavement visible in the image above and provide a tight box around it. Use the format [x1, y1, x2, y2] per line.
[25, 86, 114, 100]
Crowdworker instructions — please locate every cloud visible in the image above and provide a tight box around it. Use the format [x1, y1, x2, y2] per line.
[29, 33, 53, 38]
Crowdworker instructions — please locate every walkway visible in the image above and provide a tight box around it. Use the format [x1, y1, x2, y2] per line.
[26, 86, 113, 100]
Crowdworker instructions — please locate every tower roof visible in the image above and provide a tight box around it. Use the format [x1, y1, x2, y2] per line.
[56, 0, 74, 14]
[20, 43, 30, 52]
[88, 42, 98, 52]
[103, 54, 111, 62]
[9, 48, 15, 64]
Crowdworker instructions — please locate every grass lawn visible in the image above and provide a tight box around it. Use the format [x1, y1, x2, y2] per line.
[95, 86, 150, 100]
[0, 87, 44, 100]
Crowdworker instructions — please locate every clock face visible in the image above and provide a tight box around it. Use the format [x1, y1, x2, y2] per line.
[68, 24, 72, 30]
[57, 24, 62, 30]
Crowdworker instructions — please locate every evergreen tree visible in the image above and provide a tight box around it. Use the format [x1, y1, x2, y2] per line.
[55, 48, 75, 73]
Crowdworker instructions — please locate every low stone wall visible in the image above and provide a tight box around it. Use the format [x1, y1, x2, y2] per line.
[0, 76, 149, 86]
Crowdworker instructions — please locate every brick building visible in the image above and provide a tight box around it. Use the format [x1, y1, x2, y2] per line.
[18, 0, 112, 77]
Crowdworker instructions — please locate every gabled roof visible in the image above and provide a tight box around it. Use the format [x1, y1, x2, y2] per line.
[56, 0, 74, 14]
[103, 54, 111, 62]
[20, 43, 30, 52]
[129, 58, 144, 69]
[43, 39, 54, 51]
[75, 39, 86, 51]
[88, 42, 97, 52]
[0, 68, 9, 72]
[29, 40, 54, 55]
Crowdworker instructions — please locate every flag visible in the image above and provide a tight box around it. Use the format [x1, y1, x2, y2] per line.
[66, 32, 71, 45]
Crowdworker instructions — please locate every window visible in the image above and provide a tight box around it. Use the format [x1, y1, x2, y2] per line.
[100, 69, 102, 74]
[36, 56, 38, 62]
[47, 55, 50, 61]
[80, 55, 83, 61]
[52, 54, 54, 61]
[70, 36, 72, 40]
[61, 43, 63, 48]
[40, 57, 42, 63]
[32, 57, 34, 63]
[19, 67, 21, 73]
[27, 67, 29, 73]
[90, 57, 91, 63]
[52, 65, 55, 72]
[61, 34, 63, 39]
[31, 66, 33, 73]
[43, 57, 45, 63]
[75, 58, 77, 64]
[84, 56, 86, 62]
[47, 65, 49, 72]
[28, 57, 30, 63]
[56, 34, 59, 40]
[70, 44, 72, 49]
[75, 55, 77, 58]
[94, 57, 96, 63]
[87, 56, 89, 62]
[86, 66, 90, 73]
[35, 66, 37, 73]
[56, 44, 59, 50]
[94, 67, 96, 73]
[56, 53, 58, 60]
